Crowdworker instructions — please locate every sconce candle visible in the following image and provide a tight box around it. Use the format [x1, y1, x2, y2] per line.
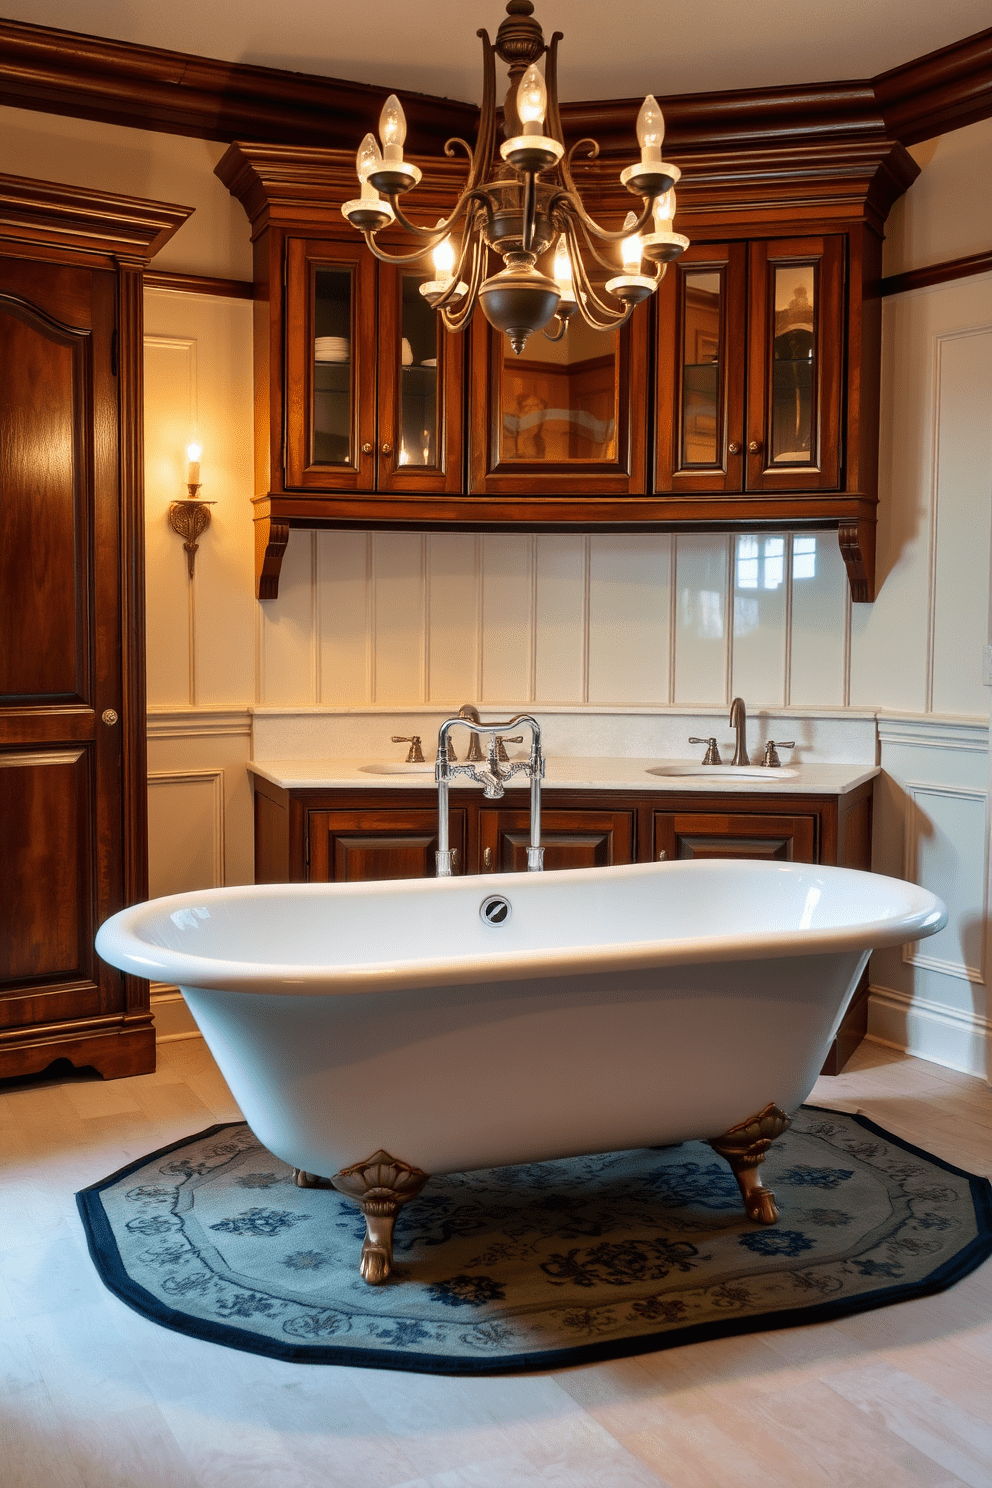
[170, 443, 214, 577]
[186, 441, 202, 490]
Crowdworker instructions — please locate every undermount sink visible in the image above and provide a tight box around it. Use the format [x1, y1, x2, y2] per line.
[648, 764, 799, 780]
[359, 762, 435, 775]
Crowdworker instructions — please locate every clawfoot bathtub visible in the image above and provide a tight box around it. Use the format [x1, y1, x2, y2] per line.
[96, 860, 945, 1284]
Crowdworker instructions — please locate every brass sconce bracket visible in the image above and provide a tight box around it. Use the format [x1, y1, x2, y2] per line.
[168, 487, 215, 578]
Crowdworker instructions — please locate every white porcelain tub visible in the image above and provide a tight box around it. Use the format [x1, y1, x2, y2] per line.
[96, 860, 945, 1282]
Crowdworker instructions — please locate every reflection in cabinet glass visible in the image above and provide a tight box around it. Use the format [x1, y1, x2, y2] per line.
[500, 316, 619, 465]
[770, 263, 815, 466]
[399, 272, 438, 469]
[681, 270, 722, 467]
[313, 268, 353, 466]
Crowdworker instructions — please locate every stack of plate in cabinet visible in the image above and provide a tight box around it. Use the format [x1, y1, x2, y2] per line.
[314, 336, 349, 362]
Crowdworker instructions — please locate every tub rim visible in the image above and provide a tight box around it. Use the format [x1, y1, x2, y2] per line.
[95, 859, 947, 997]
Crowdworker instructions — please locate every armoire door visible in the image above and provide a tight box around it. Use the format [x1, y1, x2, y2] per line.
[0, 255, 151, 1078]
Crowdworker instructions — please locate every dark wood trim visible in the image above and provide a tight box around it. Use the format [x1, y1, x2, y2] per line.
[144, 270, 253, 299]
[0, 17, 476, 153]
[874, 27, 992, 145]
[2, 17, 991, 158]
[0, 171, 191, 267]
[880, 249, 992, 297]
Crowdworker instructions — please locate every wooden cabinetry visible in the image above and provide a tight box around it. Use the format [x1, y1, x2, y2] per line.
[219, 138, 915, 602]
[0, 174, 189, 1081]
[283, 236, 463, 498]
[654, 809, 817, 863]
[480, 807, 635, 873]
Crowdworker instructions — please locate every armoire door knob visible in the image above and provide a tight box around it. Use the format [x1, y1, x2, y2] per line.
[748, 440, 761, 453]
[361, 442, 373, 454]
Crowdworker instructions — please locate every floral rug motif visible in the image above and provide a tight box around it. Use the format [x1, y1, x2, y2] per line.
[77, 1108, 992, 1373]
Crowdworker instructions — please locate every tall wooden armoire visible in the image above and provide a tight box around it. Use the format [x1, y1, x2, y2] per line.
[0, 175, 191, 1080]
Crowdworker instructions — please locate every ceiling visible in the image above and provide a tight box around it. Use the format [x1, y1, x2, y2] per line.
[4, 0, 991, 104]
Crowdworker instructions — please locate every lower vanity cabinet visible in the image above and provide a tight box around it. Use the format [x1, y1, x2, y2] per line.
[654, 810, 817, 863]
[307, 807, 468, 883]
[479, 807, 635, 874]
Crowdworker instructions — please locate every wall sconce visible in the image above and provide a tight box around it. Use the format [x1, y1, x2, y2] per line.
[168, 442, 215, 578]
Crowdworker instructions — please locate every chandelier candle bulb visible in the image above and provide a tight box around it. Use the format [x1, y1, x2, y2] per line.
[640, 189, 691, 264]
[621, 211, 643, 274]
[379, 93, 407, 161]
[636, 95, 665, 162]
[516, 62, 547, 134]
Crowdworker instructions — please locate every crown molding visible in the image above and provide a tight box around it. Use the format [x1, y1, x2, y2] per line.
[1, 18, 990, 162]
[0, 17, 477, 154]
[0, 170, 192, 265]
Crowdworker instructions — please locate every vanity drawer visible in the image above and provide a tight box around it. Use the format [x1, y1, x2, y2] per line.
[653, 810, 817, 863]
[480, 807, 635, 874]
[307, 807, 468, 882]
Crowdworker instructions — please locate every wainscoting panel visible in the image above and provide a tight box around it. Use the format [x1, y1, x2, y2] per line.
[672, 534, 731, 706]
[147, 769, 225, 899]
[903, 782, 987, 983]
[730, 533, 789, 708]
[587, 534, 671, 706]
[930, 324, 992, 717]
[788, 532, 850, 707]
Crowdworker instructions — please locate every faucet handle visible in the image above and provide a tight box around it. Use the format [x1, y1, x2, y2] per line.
[760, 739, 795, 768]
[391, 734, 425, 764]
[688, 736, 722, 766]
[494, 734, 524, 762]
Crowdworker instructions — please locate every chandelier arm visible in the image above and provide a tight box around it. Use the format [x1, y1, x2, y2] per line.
[360, 231, 442, 267]
[544, 33, 566, 148]
[568, 210, 631, 274]
[559, 137, 600, 200]
[568, 229, 633, 329]
[562, 192, 657, 245]
[387, 190, 476, 241]
[427, 207, 484, 313]
[443, 137, 475, 175]
[472, 29, 498, 194]
[440, 233, 485, 333]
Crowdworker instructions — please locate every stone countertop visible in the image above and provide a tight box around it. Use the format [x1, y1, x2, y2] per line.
[248, 757, 879, 795]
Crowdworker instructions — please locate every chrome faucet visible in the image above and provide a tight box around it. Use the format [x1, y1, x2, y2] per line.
[729, 697, 749, 766]
[435, 713, 545, 877]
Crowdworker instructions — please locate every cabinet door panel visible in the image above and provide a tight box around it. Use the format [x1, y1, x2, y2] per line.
[469, 305, 649, 495]
[481, 808, 634, 873]
[746, 237, 845, 492]
[284, 237, 377, 491]
[375, 265, 464, 493]
[654, 812, 816, 863]
[308, 808, 466, 882]
[655, 242, 747, 493]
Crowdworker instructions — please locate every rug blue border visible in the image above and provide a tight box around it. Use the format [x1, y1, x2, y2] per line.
[75, 1106, 992, 1375]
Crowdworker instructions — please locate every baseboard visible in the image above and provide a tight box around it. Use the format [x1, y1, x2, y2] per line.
[868, 984, 991, 1080]
[150, 984, 202, 1044]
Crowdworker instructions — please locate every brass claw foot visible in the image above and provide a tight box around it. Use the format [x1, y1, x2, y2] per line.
[292, 1168, 329, 1188]
[707, 1103, 792, 1224]
[330, 1150, 430, 1286]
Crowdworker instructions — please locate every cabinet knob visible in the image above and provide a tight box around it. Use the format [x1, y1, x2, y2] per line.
[483, 847, 493, 870]
[728, 442, 741, 455]
[361, 442, 373, 455]
[748, 440, 762, 453]
[101, 708, 119, 726]
[380, 442, 392, 455]
[658, 849, 668, 861]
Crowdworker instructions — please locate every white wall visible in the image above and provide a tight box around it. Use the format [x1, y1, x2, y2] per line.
[6, 102, 991, 1068]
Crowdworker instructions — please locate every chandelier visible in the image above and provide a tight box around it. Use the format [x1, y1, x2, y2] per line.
[341, 0, 689, 354]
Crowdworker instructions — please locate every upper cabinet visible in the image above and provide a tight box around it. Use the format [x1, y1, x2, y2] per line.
[283, 236, 463, 496]
[468, 276, 649, 497]
[217, 138, 917, 603]
[656, 236, 844, 496]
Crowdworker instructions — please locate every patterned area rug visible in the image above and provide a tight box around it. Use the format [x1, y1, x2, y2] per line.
[77, 1107, 992, 1374]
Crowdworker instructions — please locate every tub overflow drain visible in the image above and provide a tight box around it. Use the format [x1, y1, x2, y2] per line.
[480, 895, 511, 925]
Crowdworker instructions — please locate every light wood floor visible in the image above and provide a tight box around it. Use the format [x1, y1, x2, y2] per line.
[2, 1037, 992, 1488]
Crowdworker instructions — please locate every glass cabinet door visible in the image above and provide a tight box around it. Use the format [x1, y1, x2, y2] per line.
[654, 242, 747, 493]
[375, 265, 464, 494]
[746, 236, 844, 492]
[284, 236, 377, 491]
[469, 274, 650, 496]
